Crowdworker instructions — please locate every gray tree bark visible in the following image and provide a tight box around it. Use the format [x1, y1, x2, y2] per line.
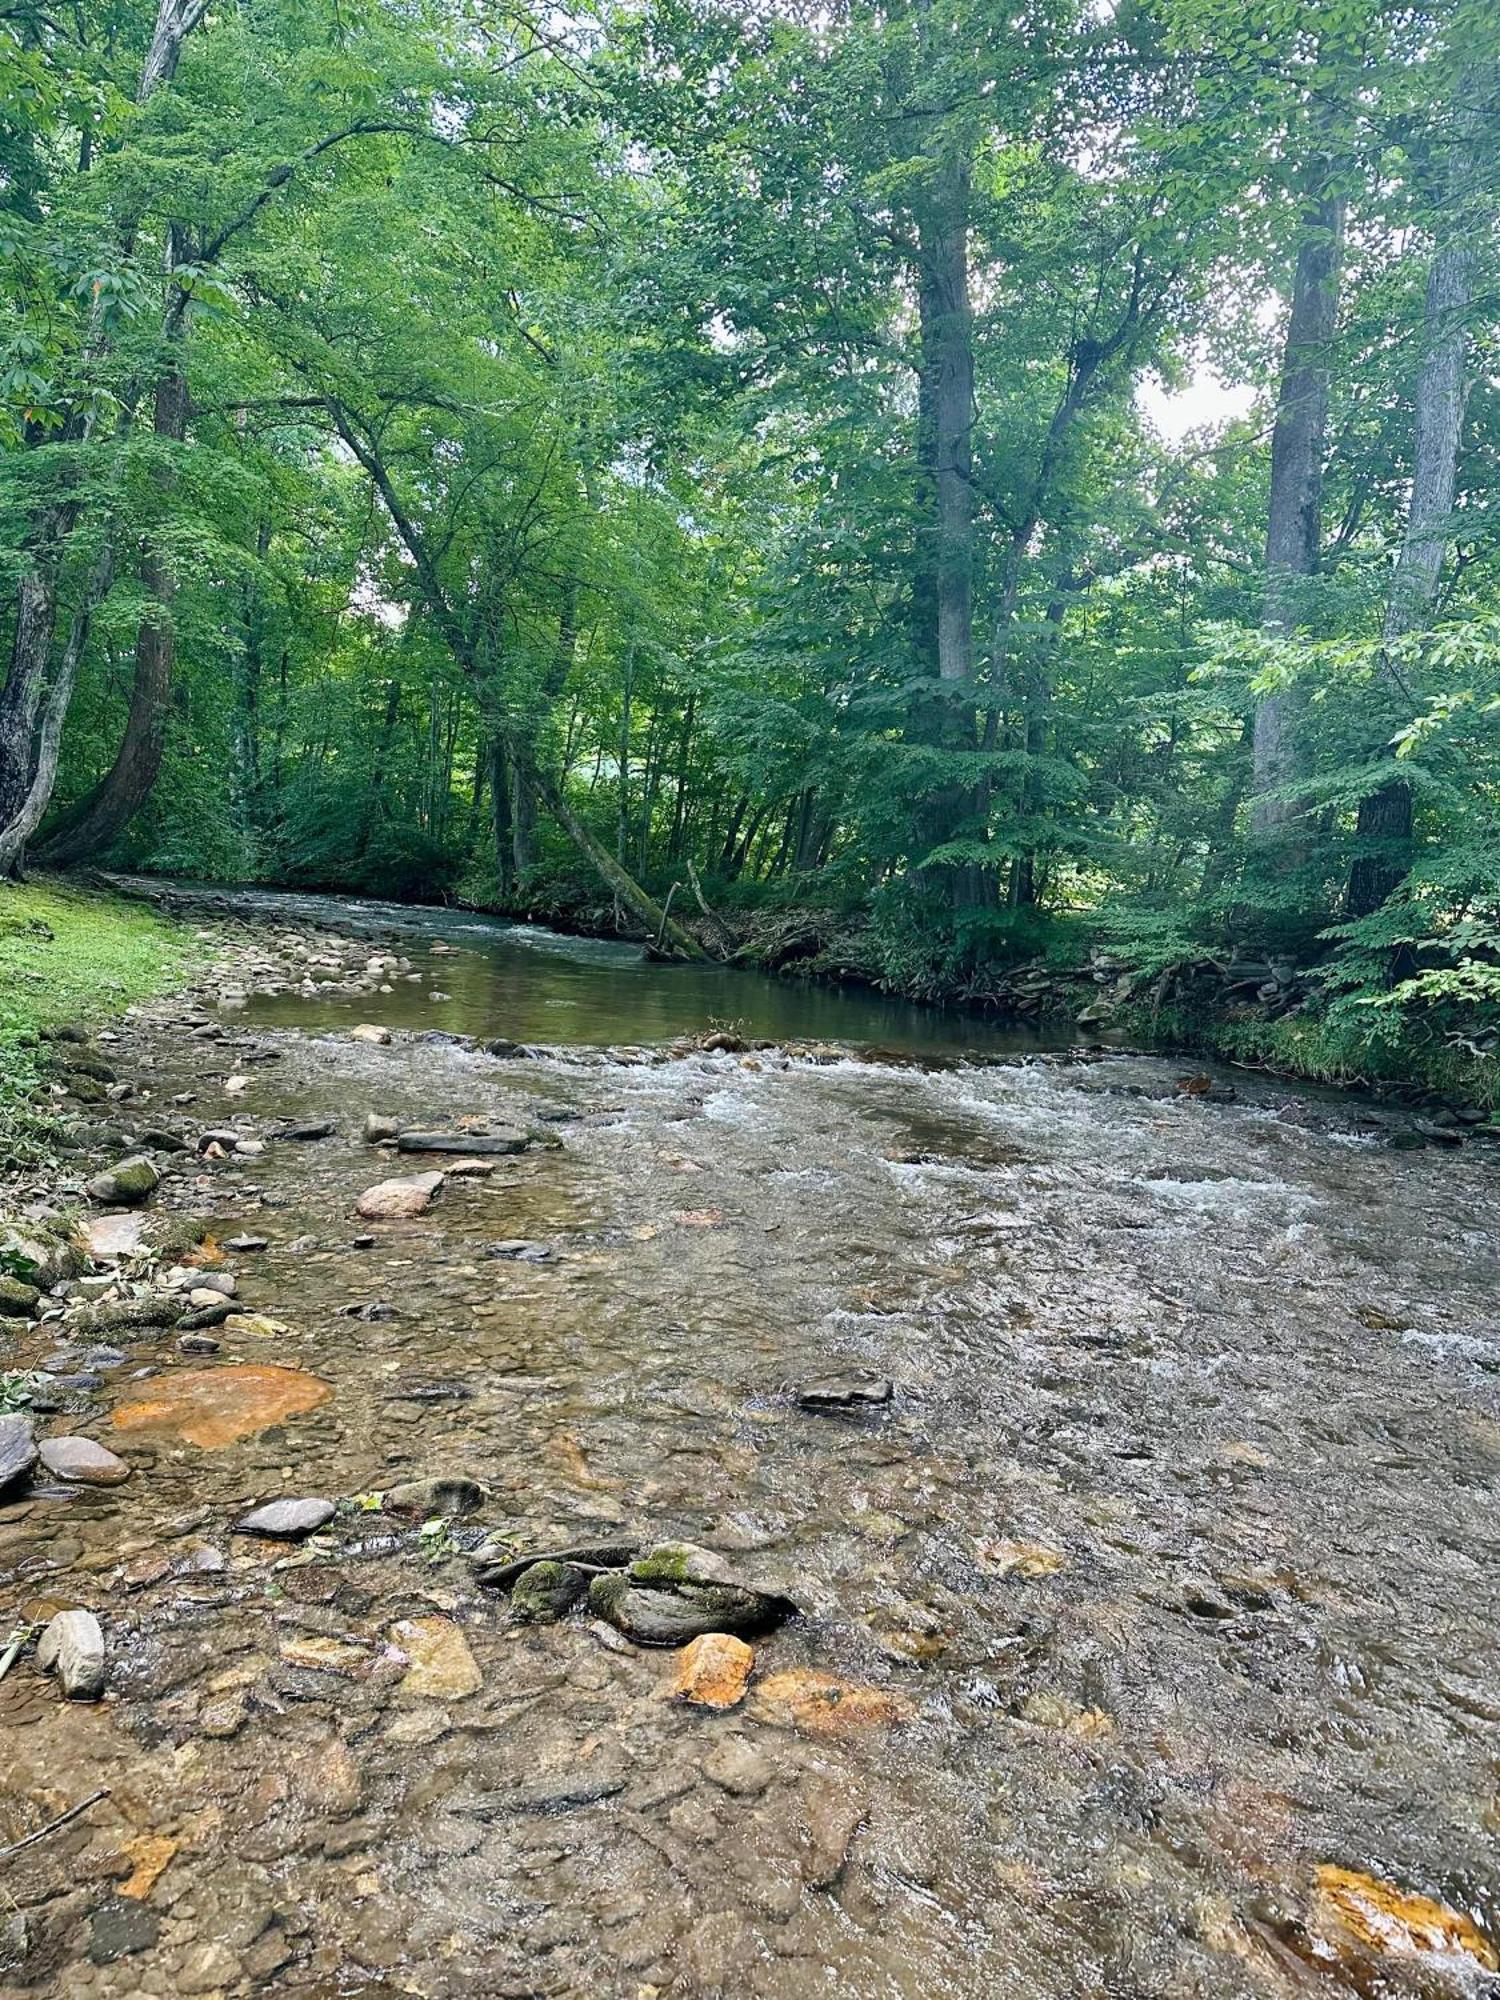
[1251, 173, 1345, 838]
[1347, 99, 1479, 917]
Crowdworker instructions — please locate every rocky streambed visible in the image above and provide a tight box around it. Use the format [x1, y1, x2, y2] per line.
[1, 905, 1499, 1999]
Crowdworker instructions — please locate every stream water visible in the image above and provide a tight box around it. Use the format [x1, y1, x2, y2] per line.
[2, 889, 1499, 2000]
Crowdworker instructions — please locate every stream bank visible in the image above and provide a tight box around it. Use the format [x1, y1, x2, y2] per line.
[1, 893, 1498, 1998]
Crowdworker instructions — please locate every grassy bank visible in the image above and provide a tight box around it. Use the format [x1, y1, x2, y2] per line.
[0, 879, 189, 1169]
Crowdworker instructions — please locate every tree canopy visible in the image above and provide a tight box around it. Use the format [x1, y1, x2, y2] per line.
[3, 0, 1499, 1084]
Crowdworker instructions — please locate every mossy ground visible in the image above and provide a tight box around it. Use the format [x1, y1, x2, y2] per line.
[0, 878, 189, 1169]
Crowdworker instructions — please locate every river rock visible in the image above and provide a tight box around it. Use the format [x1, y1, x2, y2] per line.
[390, 1616, 482, 1698]
[383, 1475, 484, 1517]
[85, 1156, 160, 1207]
[356, 1172, 444, 1220]
[38, 1436, 132, 1486]
[589, 1567, 793, 1648]
[233, 1497, 336, 1539]
[351, 1024, 392, 1045]
[85, 1213, 146, 1261]
[510, 1560, 591, 1623]
[484, 1037, 525, 1058]
[271, 1119, 336, 1141]
[475, 1538, 639, 1591]
[36, 1607, 106, 1699]
[395, 1129, 530, 1156]
[670, 1632, 754, 1709]
[224, 1232, 268, 1251]
[0, 1275, 41, 1316]
[364, 1113, 401, 1142]
[797, 1370, 893, 1411]
[0, 1413, 39, 1494]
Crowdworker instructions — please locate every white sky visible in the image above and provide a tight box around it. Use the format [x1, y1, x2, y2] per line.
[1137, 365, 1257, 442]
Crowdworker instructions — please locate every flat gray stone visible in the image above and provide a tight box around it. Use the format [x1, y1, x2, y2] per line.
[233, 1498, 336, 1539]
[38, 1436, 132, 1486]
[395, 1130, 530, 1156]
[0, 1413, 38, 1495]
[797, 1370, 894, 1410]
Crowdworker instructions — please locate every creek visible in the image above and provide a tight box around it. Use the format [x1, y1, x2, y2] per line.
[2, 885, 1498, 1999]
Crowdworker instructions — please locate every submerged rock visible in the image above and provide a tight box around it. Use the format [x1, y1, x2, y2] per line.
[395, 1129, 530, 1156]
[234, 1497, 336, 1539]
[475, 1539, 638, 1591]
[36, 1607, 106, 1700]
[356, 1171, 444, 1220]
[383, 1475, 484, 1517]
[113, 1364, 331, 1448]
[747, 1668, 915, 1736]
[85, 1156, 160, 1207]
[0, 1413, 39, 1495]
[390, 1616, 482, 1699]
[511, 1560, 590, 1623]
[38, 1436, 132, 1486]
[1307, 1863, 1498, 1976]
[797, 1370, 894, 1411]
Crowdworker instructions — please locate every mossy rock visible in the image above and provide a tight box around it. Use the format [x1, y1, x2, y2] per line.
[511, 1561, 590, 1624]
[0, 1276, 41, 1318]
[84, 1156, 159, 1206]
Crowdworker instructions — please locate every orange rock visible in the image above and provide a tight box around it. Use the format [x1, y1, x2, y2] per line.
[747, 1668, 915, 1736]
[1312, 1864, 1498, 1972]
[119, 1833, 177, 1900]
[670, 1633, 754, 1709]
[111, 1364, 330, 1449]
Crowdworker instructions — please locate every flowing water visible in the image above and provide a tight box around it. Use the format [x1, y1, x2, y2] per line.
[2, 890, 1499, 2000]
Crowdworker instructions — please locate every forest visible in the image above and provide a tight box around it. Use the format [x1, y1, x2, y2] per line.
[3, 0, 1499, 1092]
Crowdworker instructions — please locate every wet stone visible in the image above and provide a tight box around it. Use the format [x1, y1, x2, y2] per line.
[84, 1155, 160, 1207]
[224, 1232, 269, 1252]
[234, 1497, 336, 1539]
[36, 1607, 106, 1699]
[797, 1370, 894, 1411]
[511, 1560, 590, 1623]
[383, 1475, 484, 1517]
[356, 1172, 444, 1220]
[37, 1436, 132, 1486]
[395, 1129, 530, 1156]
[0, 1413, 39, 1495]
[89, 1900, 161, 1965]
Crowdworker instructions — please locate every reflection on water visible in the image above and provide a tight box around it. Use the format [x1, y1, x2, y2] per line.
[177, 880, 1069, 1054]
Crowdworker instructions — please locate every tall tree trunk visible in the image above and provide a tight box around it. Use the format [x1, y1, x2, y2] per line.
[0, 542, 115, 876]
[1252, 170, 1345, 837]
[39, 321, 190, 865]
[490, 735, 515, 898]
[1347, 106, 1477, 918]
[913, 152, 977, 898]
[0, 0, 206, 868]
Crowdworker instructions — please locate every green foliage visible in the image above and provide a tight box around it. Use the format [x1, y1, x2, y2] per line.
[0, 882, 185, 1166]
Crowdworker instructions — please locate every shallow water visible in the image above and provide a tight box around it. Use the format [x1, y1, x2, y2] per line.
[136, 877, 1072, 1055]
[2, 895, 1499, 1999]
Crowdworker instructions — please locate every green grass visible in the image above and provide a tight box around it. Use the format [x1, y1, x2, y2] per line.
[0, 879, 189, 1168]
